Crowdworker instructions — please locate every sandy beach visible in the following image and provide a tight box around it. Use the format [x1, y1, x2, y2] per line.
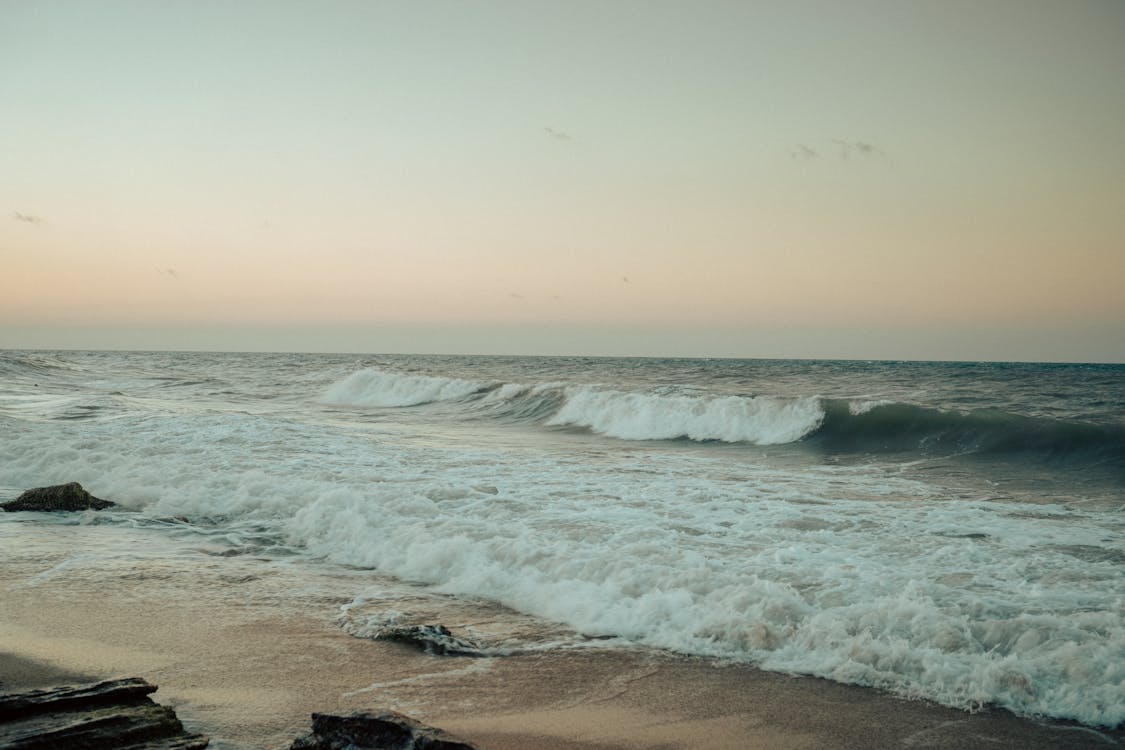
[2, 519, 1119, 750]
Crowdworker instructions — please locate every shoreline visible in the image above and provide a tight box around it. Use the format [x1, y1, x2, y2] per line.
[3, 523, 1120, 749]
[3, 632, 1119, 750]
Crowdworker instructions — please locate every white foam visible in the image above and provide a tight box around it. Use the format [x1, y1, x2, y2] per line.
[848, 399, 893, 415]
[321, 369, 486, 407]
[280, 475, 1124, 725]
[481, 383, 529, 402]
[547, 387, 825, 444]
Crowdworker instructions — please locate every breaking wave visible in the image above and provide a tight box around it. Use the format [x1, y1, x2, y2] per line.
[321, 369, 1125, 467]
[545, 387, 824, 445]
[321, 368, 489, 407]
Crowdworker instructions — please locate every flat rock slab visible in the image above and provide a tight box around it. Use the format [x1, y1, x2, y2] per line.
[291, 710, 479, 750]
[1, 482, 115, 512]
[0, 678, 208, 749]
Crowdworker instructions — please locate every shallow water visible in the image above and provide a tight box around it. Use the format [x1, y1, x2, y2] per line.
[1, 350, 1122, 726]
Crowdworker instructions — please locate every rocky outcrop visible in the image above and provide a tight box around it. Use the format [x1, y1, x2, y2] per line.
[1, 482, 115, 512]
[0, 678, 208, 749]
[290, 710, 478, 750]
[376, 625, 483, 657]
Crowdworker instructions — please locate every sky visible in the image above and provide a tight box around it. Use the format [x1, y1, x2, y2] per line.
[2, 1, 1124, 361]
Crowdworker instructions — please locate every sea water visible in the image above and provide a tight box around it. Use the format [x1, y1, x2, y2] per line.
[1, 350, 1122, 726]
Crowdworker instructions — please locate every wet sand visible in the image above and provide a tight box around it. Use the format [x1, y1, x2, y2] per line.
[1, 521, 1120, 749]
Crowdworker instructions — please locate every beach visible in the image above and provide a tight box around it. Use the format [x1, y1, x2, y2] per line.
[2, 518, 1118, 750]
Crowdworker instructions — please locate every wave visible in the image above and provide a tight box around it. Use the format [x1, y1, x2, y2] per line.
[321, 369, 826, 445]
[320, 368, 489, 407]
[546, 387, 825, 445]
[321, 369, 1125, 467]
[0, 352, 83, 381]
[812, 400, 1125, 465]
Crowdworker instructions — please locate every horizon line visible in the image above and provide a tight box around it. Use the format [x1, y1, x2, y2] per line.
[3, 346, 1122, 367]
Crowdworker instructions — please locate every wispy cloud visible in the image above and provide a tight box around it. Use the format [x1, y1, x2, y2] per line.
[544, 127, 572, 142]
[832, 139, 885, 160]
[853, 141, 882, 157]
[792, 140, 885, 162]
[790, 144, 819, 160]
[157, 267, 180, 280]
[13, 211, 43, 224]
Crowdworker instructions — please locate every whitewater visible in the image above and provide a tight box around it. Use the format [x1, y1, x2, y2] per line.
[1, 350, 1122, 727]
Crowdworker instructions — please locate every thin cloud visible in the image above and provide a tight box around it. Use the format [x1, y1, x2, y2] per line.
[794, 140, 885, 162]
[13, 211, 43, 224]
[832, 139, 885, 160]
[157, 267, 180, 280]
[853, 141, 884, 157]
[544, 127, 572, 142]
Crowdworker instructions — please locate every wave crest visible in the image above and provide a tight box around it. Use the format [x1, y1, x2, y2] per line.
[321, 369, 487, 407]
[321, 369, 1125, 470]
[546, 388, 825, 444]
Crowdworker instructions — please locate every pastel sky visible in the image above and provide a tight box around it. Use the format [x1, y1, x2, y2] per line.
[3, 1, 1123, 361]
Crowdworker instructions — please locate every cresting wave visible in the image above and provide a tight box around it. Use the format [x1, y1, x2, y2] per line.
[321, 369, 489, 407]
[321, 368, 1125, 465]
[546, 388, 823, 444]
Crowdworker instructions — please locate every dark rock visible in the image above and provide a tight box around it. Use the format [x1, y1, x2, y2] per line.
[0, 678, 157, 721]
[376, 625, 483, 656]
[290, 709, 478, 750]
[0, 678, 208, 749]
[1, 482, 115, 512]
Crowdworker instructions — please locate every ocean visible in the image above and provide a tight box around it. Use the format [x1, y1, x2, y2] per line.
[1, 350, 1122, 728]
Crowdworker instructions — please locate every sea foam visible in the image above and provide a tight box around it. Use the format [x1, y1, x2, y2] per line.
[320, 368, 486, 407]
[546, 387, 825, 444]
[5, 407, 1122, 726]
[322, 369, 827, 445]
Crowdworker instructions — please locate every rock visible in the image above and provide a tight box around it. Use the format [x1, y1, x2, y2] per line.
[0, 678, 208, 749]
[1, 482, 115, 512]
[376, 625, 483, 656]
[290, 709, 478, 750]
[0, 678, 158, 720]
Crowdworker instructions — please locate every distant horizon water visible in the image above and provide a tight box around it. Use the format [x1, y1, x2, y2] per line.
[3, 344, 1123, 367]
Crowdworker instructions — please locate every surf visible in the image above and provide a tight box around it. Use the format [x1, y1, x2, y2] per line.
[321, 368, 1125, 472]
